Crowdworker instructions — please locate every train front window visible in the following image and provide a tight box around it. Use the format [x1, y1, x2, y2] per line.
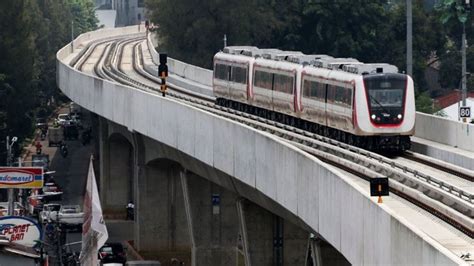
[364, 74, 406, 124]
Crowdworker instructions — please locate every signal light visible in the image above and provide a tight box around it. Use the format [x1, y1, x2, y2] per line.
[158, 53, 168, 97]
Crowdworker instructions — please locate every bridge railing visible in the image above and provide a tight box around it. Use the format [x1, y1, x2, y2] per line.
[415, 112, 474, 152]
[56, 26, 467, 266]
[146, 33, 213, 87]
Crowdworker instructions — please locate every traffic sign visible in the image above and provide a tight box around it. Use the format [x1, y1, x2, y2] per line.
[459, 106, 471, 118]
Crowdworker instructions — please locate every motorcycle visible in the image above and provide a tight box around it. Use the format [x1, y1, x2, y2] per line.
[40, 128, 47, 140]
[60, 143, 68, 158]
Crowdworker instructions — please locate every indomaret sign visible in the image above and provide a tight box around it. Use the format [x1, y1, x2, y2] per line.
[0, 167, 44, 188]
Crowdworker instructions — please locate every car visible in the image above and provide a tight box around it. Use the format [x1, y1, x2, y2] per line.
[70, 114, 82, 128]
[42, 182, 63, 201]
[57, 205, 84, 230]
[0, 202, 25, 216]
[98, 243, 127, 265]
[39, 203, 61, 224]
[56, 114, 71, 126]
[35, 117, 48, 130]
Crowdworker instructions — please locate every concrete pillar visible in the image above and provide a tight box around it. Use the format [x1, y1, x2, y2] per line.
[240, 200, 308, 266]
[106, 134, 133, 212]
[305, 236, 350, 266]
[135, 160, 191, 264]
[185, 172, 241, 266]
[99, 117, 110, 205]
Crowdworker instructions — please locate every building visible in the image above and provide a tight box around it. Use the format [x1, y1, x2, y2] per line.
[110, 0, 146, 26]
[434, 90, 474, 121]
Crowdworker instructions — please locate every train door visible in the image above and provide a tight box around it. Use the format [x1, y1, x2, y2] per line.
[213, 62, 231, 99]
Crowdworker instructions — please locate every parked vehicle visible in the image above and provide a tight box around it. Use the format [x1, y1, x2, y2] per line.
[40, 204, 83, 228]
[39, 203, 62, 224]
[32, 154, 50, 171]
[35, 117, 48, 131]
[56, 113, 71, 126]
[98, 243, 127, 265]
[57, 205, 84, 230]
[48, 126, 64, 147]
[70, 114, 82, 129]
[0, 202, 25, 216]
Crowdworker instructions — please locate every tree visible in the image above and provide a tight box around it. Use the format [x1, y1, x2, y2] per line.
[146, 0, 282, 68]
[0, 0, 98, 164]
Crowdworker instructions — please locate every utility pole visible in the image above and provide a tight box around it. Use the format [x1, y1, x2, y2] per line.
[71, 20, 74, 53]
[406, 0, 413, 77]
[6, 136, 17, 216]
[461, 21, 468, 108]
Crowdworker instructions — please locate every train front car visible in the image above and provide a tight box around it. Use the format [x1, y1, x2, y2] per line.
[355, 71, 415, 151]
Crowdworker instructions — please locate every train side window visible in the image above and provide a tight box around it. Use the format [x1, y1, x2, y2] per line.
[231, 66, 247, 84]
[214, 63, 229, 81]
[303, 80, 323, 100]
[303, 80, 311, 97]
[274, 74, 293, 94]
[254, 70, 273, 90]
[327, 85, 336, 103]
[316, 82, 325, 99]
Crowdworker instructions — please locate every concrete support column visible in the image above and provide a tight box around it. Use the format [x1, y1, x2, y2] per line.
[135, 161, 191, 264]
[185, 172, 241, 266]
[98, 117, 110, 205]
[240, 200, 308, 265]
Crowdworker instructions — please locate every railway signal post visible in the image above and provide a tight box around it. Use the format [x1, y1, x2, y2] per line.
[158, 53, 168, 97]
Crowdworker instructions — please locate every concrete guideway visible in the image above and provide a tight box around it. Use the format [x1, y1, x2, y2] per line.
[57, 26, 473, 265]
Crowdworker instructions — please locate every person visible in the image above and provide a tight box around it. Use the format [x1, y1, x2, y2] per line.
[40, 128, 47, 140]
[35, 141, 42, 155]
[60, 141, 68, 158]
[126, 201, 134, 220]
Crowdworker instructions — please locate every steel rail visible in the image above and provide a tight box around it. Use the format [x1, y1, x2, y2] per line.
[73, 35, 474, 237]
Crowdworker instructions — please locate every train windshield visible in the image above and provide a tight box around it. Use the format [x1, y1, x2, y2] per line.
[364, 74, 406, 109]
[364, 74, 407, 124]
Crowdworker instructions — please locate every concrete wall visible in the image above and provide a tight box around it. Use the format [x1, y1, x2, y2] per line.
[57, 27, 467, 265]
[415, 112, 474, 152]
[146, 33, 213, 88]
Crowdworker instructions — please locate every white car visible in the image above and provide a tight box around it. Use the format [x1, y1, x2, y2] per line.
[58, 205, 84, 229]
[70, 114, 82, 128]
[56, 114, 71, 126]
[39, 203, 61, 224]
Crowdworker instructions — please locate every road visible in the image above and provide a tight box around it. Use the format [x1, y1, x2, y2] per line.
[26, 107, 94, 265]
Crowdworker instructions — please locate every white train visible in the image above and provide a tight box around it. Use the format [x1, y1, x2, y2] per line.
[213, 46, 415, 151]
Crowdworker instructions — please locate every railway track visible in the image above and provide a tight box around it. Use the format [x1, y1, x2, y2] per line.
[72, 34, 474, 238]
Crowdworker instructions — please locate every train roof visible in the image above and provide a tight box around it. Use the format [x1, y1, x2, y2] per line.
[221, 46, 399, 75]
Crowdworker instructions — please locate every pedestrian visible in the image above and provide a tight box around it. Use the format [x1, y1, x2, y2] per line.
[35, 141, 42, 155]
[126, 201, 134, 220]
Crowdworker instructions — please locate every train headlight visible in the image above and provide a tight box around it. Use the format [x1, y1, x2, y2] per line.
[397, 114, 402, 119]
[371, 114, 376, 120]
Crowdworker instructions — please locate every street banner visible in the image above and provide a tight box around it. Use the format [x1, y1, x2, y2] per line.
[80, 156, 108, 265]
[0, 216, 42, 247]
[0, 167, 43, 188]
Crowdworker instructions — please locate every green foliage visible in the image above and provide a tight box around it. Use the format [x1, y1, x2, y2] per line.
[146, 0, 445, 94]
[435, 0, 469, 24]
[0, 0, 97, 163]
[416, 91, 442, 114]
